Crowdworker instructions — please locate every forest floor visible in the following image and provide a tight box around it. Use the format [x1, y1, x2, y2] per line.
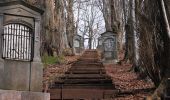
[105, 63, 155, 100]
[43, 51, 155, 100]
[104, 51, 155, 100]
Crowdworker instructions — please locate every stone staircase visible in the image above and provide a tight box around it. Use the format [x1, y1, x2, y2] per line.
[49, 50, 115, 100]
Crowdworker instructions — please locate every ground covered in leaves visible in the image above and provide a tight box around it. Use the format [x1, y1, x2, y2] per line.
[43, 55, 79, 92]
[43, 51, 155, 100]
[105, 63, 155, 100]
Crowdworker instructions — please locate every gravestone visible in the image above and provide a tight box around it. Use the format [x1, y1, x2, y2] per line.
[97, 37, 102, 50]
[0, 0, 45, 94]
[74, 34, 84, 54]
[98, 31, 117, 61]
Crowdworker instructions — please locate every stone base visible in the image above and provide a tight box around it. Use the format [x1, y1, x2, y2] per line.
[102, 59, 118, 64]
[2, 60, 43, 92]
[0, 90, 50, 100]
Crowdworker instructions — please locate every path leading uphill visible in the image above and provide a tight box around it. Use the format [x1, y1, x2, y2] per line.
[49, 50, 116, 100]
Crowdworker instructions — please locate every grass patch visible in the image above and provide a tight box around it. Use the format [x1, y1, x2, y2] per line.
[42, 54, 65, 66]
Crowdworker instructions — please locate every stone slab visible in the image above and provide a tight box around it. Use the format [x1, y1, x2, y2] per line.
[3, 60, 30, 91]
[0, 59, 4, 89]
[2, 60, 43, 92]
[0, 90, 50, 100]
[102, 59, 118, 64]
[50, 88, 116, 99]
[30, 61, 43, 92]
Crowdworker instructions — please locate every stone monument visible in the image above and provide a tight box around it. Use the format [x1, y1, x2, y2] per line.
[97, 37, 102, 50]
[98, 31, 117, 62]
[74, 34, 84, 54]
[0, 0, 50, 100]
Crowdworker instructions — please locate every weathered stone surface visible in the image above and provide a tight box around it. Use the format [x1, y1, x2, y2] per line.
[3, 61, 30, 91]
[0, 90, 50, 100]
[0, 59, 4, 89]
[0, 1, 43, 92]
[21, 91, 50, 100]
[0, 90, 21, 100]
[0, 13, 4, 89]
[74, 34, 84, 54]
[30, 62, 43, 92]
[2, 60, 43, 91]
[98, 31, 118, 61]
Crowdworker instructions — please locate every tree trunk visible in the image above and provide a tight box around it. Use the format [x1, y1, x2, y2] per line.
[102, 0, 112, 31]
[160, 0, 170, 38]
[124, 0, 137, 67]
[64, 0, 75, 54]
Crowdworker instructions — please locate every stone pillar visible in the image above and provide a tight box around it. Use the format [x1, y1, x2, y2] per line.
[33, 18, 41, 62]
[115, 35, 118, 60]
[30, 18, 43, 92]
[0, 13, 4, 89]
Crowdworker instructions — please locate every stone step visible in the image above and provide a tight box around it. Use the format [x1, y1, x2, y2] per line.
[52, 83, 114, 89]
[50, 88, 116, 99]
[61, 74, 108, 79]
[70, 66, 105, 70]
[72, 64, 103, 67]
[55, 78, 113, 84]
[65, 70, 106, 74]
[73, 62, 102, 66]
[66, 68, 106, 74]
[50, 50, 115, 100]
[78, 58, 99, 62]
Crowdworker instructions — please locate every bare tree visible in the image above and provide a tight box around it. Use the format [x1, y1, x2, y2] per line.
[26, 0, 74, 56]
[64, 0, 75, 54]
[99, 0, 124, 53]
[76, 0, 104, 49]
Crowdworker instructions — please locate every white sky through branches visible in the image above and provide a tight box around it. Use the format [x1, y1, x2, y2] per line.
[73, 0, 105, 49]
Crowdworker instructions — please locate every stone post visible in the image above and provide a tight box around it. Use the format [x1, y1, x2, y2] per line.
[33, 18, 41, 62]
[30, 18, 43, 92]
[0, 13, 4, 89]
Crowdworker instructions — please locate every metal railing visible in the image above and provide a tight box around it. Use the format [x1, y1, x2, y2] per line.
[2, 23, 33, 61]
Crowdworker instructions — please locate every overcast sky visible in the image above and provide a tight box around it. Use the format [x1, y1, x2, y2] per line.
[73, 0, 105, 49]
